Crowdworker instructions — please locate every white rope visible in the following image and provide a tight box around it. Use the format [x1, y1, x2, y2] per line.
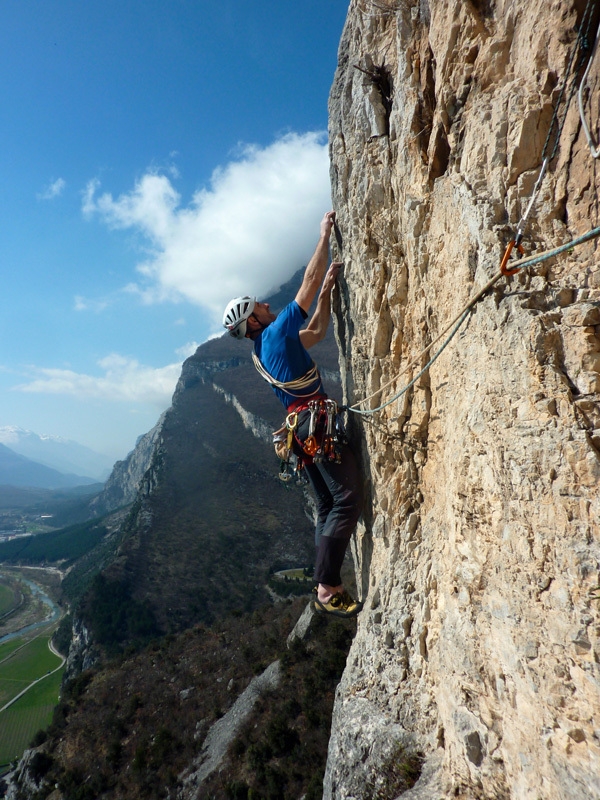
[347, 311, 470, 416]
[251, 352, 321, 397]
[515, 157, 548, 244]
[347, 226, 600, 416]
[578, 18, 600, 159]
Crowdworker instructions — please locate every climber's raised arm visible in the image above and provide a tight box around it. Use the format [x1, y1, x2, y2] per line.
[299, 262, 341, 349]
[295, 211, 336, 313]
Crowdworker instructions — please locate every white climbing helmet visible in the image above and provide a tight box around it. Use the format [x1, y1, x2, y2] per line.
[222, 296, 256, 339]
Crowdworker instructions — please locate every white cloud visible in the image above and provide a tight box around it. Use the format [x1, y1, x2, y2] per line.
[74, 295, 109, 312]
[175, 341, 200, 359]
[82, 132, 331, 328]
[14, 352, 187, 407]
[38, 178, 66, 201]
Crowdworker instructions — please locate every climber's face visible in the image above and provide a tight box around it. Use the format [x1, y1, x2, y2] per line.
[246, 302, 276, 336]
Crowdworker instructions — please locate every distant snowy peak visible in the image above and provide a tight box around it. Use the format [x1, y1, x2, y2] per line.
[0, 425, 28, 444]
[0, 425, 67, 437]
[40, 433, 71, 443]
[0, 426, 78, 448]
[0, 426, 114, 481]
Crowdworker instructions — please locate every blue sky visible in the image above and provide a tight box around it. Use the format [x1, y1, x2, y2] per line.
[0, 1, 348, 462]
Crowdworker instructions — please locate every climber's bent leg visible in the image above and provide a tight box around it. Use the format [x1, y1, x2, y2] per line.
[302, 461, 334, 548]
[304, 444, 362, 588]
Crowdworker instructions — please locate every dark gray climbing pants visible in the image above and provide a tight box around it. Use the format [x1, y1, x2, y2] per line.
[296, 411, 362, 587]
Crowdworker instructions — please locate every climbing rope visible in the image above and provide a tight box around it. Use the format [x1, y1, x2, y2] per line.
[501, 0, 600, 274]
[541, 0, 598, 167]
[347, 310, 471, 415]
[578, 17, 600, 158]
[345, 226, 600, 416]
[251, 352, 321, 397]
[334, 3, 600, 418]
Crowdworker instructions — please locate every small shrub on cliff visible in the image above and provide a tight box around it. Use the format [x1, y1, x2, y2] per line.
[364, 743, 424, 799]
[27, 751, 53, 783]
[14, 599, 351, 800]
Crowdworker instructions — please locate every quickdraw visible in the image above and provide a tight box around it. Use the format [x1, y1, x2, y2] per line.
[274, 412, 305, 484]
[303, 403, 319, 457]
[499, 238, 526, 277]
[286, 411, 298, 453]
[337, 2, 600, 418]
[273, 399, 348, 481]
[302, 399, 344, 464]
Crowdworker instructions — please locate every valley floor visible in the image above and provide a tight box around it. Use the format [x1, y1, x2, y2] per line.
[0, 569, 66, 775]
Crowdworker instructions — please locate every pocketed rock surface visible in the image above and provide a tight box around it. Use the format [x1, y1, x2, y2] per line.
[325, 1, 600, 798]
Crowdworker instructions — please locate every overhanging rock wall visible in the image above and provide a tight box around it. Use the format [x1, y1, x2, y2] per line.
[326, 1, 600, 797]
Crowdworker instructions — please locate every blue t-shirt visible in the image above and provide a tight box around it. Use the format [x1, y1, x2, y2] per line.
[254, 301, 325, 408]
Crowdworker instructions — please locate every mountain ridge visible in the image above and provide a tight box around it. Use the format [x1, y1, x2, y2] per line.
[0, 426, 113, 481]
[0, 442, 99, 489]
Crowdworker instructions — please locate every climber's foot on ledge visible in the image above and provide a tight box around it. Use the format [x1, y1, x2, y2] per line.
[314, 589, 362, 618]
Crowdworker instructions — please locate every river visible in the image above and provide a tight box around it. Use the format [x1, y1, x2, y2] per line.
[0, 574, 62, 644]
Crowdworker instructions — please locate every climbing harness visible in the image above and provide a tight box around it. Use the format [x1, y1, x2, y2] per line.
[296, 399, 345, 463]
[273, 399, 347, 481]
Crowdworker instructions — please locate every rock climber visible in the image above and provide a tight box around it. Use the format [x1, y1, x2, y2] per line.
[222, 211, 363, 618]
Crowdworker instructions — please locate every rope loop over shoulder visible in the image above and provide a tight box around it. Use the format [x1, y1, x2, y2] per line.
[252, 352, 321, 398]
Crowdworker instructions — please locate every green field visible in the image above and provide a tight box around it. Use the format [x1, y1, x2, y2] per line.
[0, 669, 63, 771]
[0, 635, 61, 708]
[0, 639, 24, 664]
[0, 583, 15, 617]
[275, 568, 312, 581]
[0, 635, 64, 774]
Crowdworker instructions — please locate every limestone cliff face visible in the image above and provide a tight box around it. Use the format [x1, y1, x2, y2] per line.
[327, 1, 600, 798]
[89, 414, 166, 517]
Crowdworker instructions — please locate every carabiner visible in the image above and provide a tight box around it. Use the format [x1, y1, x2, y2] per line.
[285, 411, 298, 451]
[500, 239, 525, 276]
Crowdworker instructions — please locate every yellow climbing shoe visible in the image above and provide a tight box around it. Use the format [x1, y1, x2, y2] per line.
[314, 589, 362, 618]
